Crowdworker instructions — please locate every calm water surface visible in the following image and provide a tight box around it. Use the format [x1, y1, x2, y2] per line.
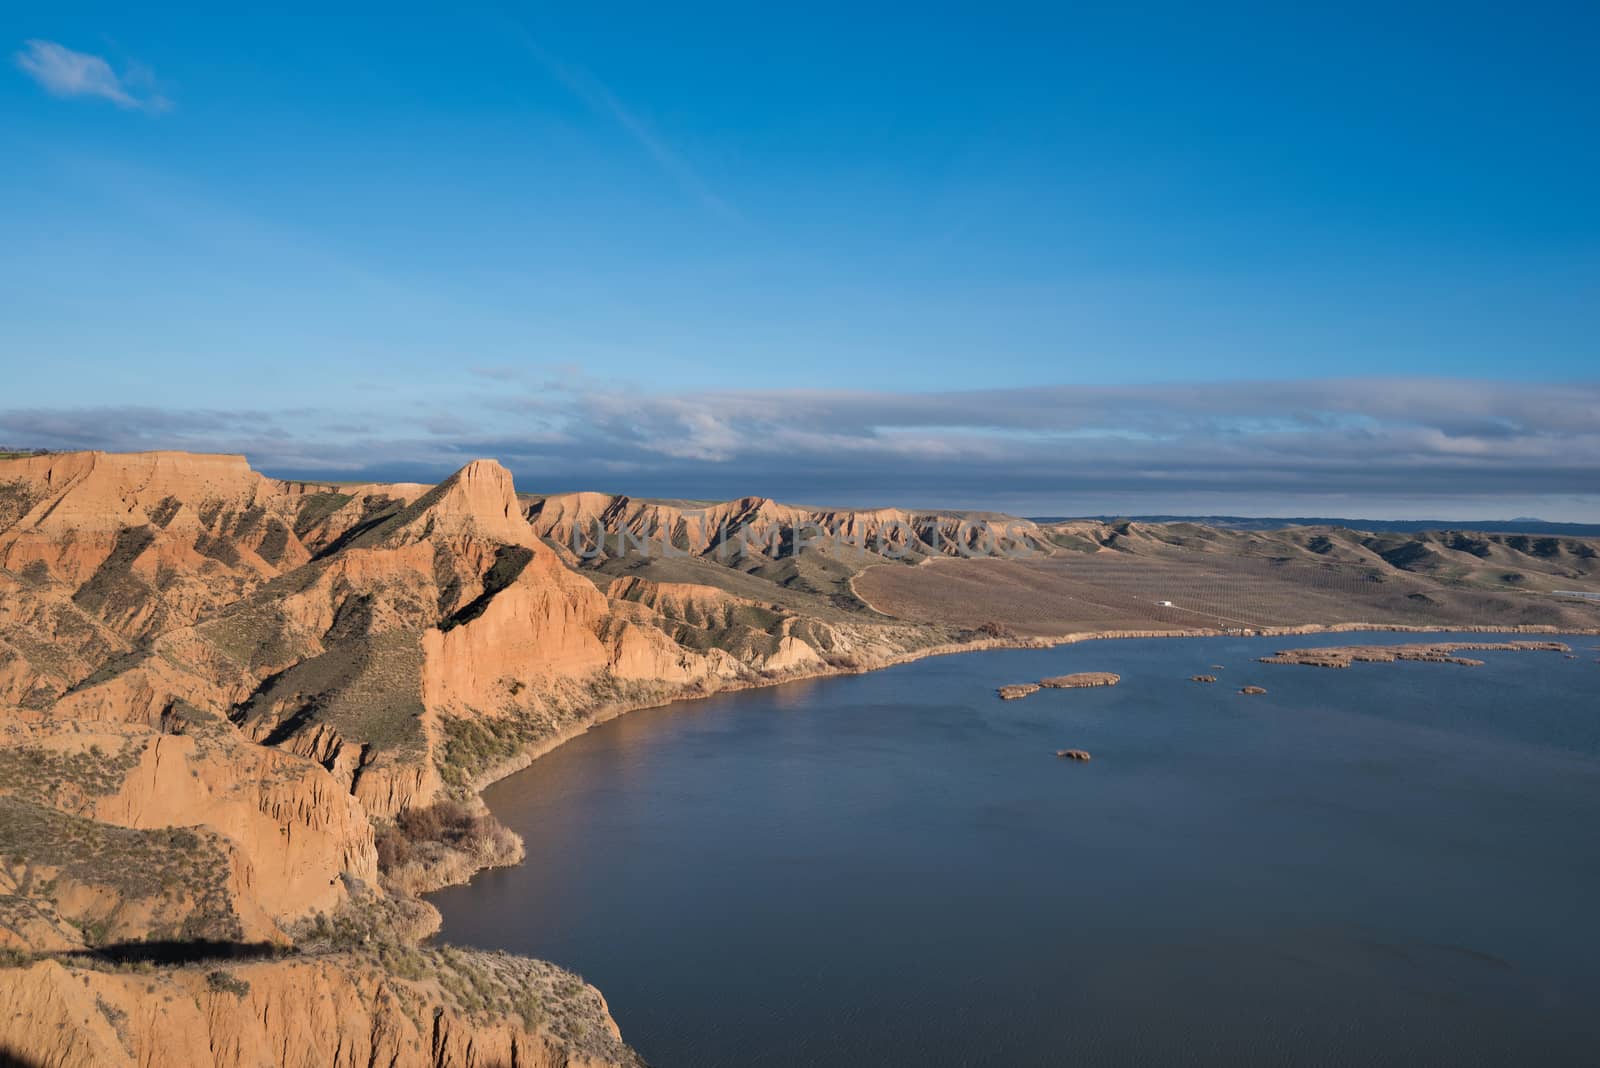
[430, 632, 1600, 1066]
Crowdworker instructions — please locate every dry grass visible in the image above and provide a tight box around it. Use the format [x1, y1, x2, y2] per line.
[856, 546, 1600, 636]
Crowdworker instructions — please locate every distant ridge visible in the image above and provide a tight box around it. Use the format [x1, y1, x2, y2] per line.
[1027, 515, 1600, 537]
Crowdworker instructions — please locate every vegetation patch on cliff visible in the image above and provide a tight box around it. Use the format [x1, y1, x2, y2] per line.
[0, 478, 41, 531]
[374, 799, 522, 896]
[0, 797, 245, 947]
[237, 630, 428, 755]
[0, 739, 144, 805]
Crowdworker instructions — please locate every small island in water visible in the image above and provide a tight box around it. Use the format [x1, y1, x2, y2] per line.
[1259, 640, 1570, 669]
[999, 671, 1121, 698]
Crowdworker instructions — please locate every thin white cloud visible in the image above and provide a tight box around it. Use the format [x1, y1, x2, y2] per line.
[512, 30, 736, 220]
[15, 39, 169, 113]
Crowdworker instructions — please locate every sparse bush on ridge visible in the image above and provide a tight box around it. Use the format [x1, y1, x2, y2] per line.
[206, 969, 250, 997]
[96, 993, 129, 1032]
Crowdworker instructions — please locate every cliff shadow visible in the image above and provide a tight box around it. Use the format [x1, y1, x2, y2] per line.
[59, 939, 285, 965]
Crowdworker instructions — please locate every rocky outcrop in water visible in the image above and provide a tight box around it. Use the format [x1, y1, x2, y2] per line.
[1000, 672, 1120, 698]
[1040, 672, 1120, 689]
[1258, 640, 1569, 669]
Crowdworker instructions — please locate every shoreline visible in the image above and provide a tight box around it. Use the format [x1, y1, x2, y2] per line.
[433, 617, 1600, 897]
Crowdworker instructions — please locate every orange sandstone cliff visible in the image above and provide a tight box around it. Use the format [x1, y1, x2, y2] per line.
[0, 450, 990, 1067]
[8, 451, 1593, 1067]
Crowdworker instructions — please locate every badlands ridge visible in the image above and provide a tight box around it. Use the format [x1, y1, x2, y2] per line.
[1, 450, 1597, 1067]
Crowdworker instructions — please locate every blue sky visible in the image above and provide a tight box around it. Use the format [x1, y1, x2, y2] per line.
[2, 6, 1597, 517]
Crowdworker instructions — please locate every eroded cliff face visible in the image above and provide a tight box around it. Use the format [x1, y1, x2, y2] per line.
[0, 456, 673, 1064]
[0, 951, 642, 1068]
[529, 490, 1055, 561]
[0, 452, 321, 639]
[0, 729, 373, 950]
[0, 449, 976, 1067]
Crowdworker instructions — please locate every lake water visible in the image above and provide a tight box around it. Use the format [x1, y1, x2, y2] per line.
[430, 632, 1600, 1067]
